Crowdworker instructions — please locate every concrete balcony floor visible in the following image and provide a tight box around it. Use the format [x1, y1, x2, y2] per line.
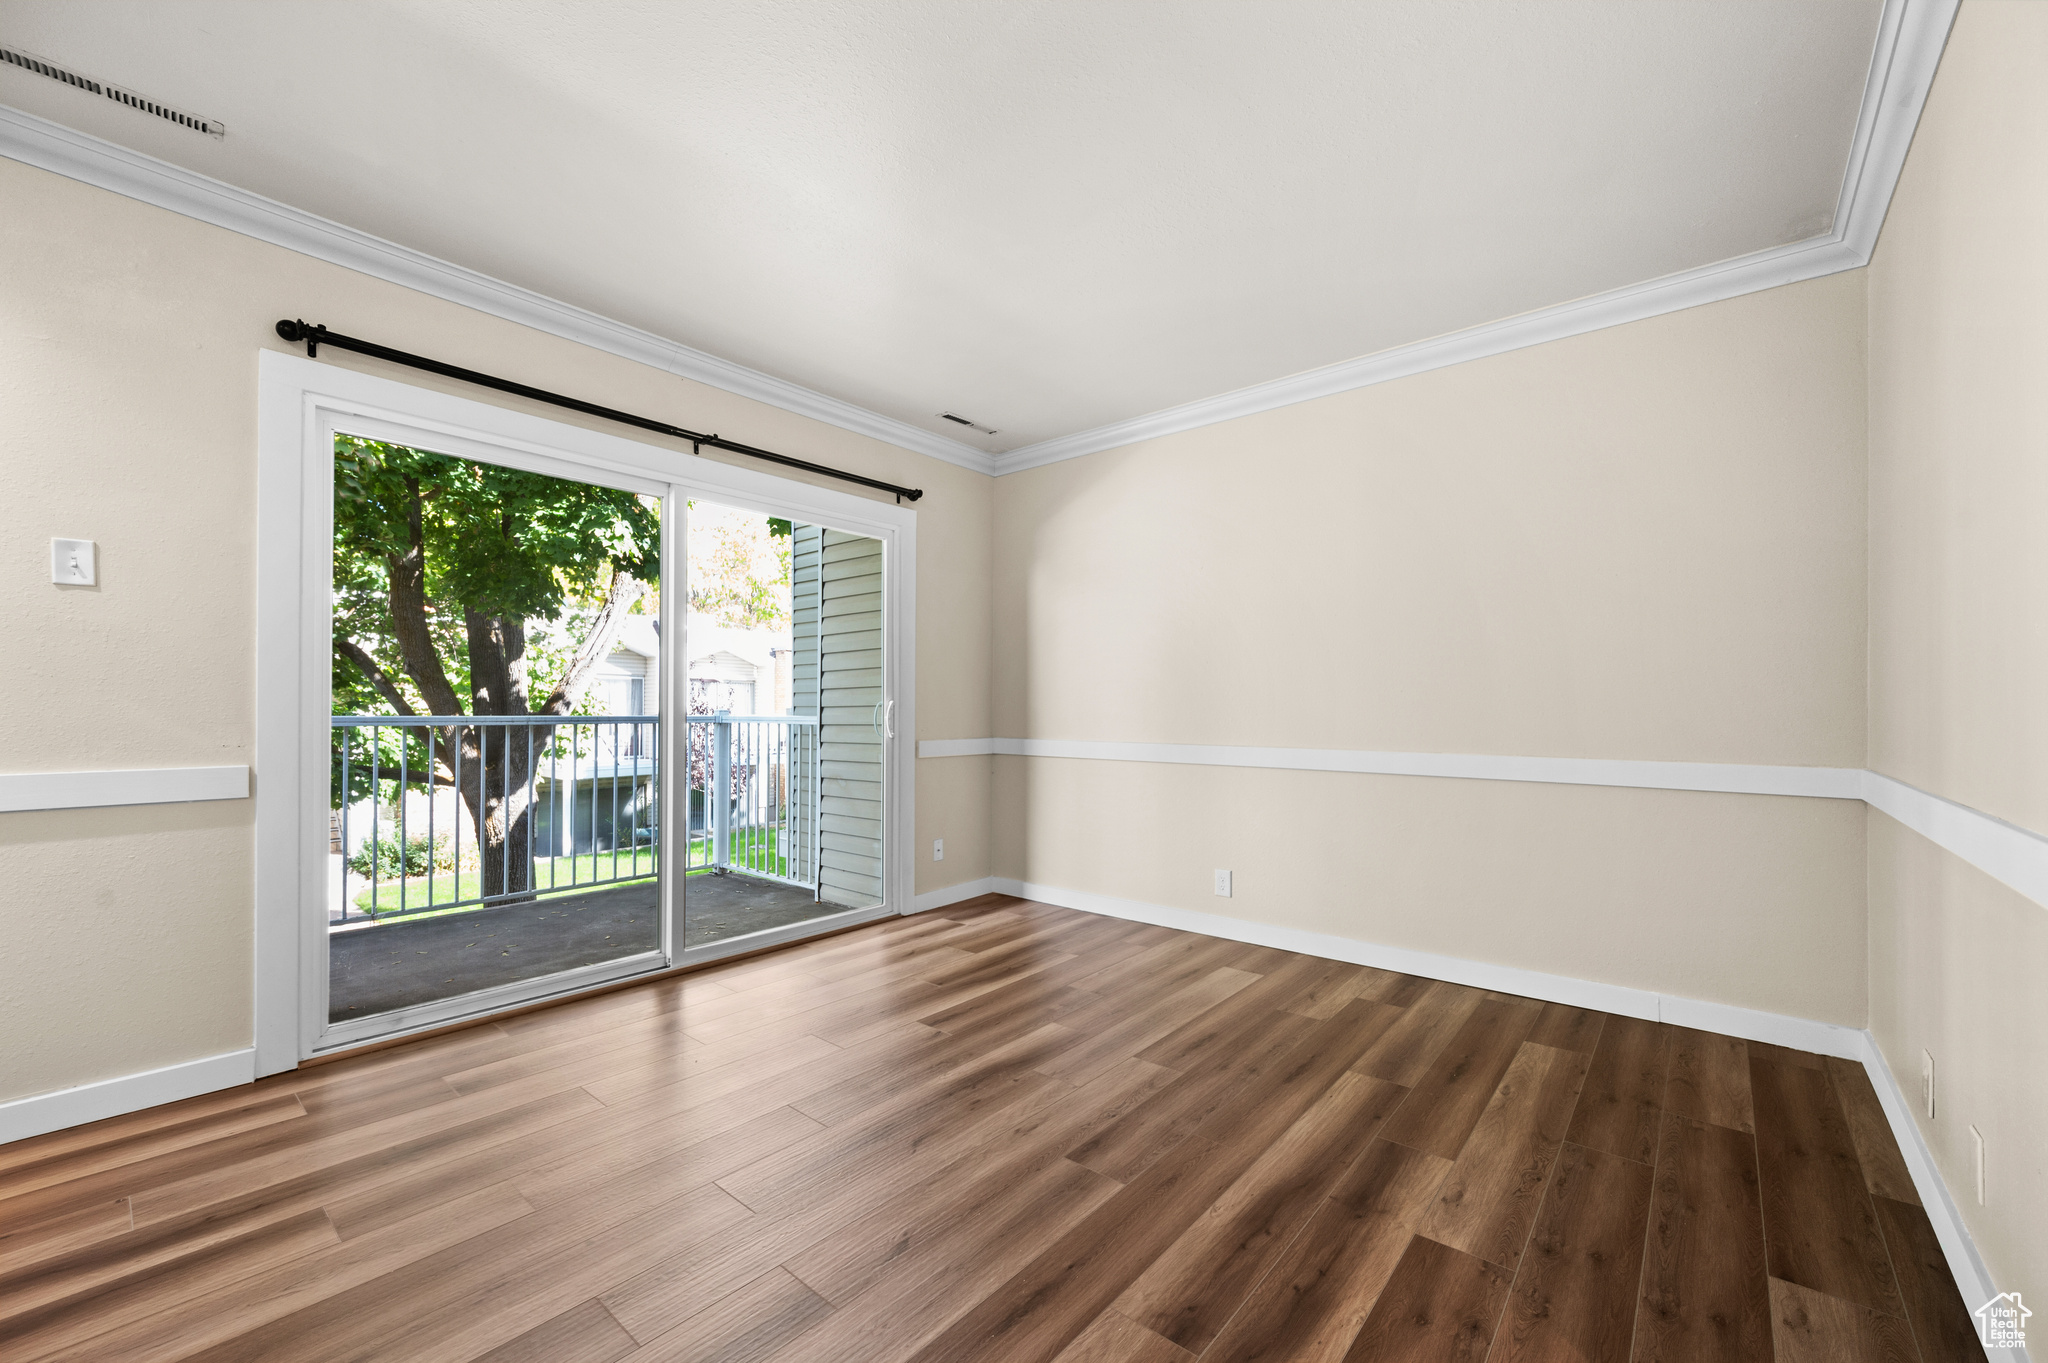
[328, 870, 839, 1020]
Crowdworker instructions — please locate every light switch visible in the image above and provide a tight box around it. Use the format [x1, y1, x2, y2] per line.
[51, 538, 95, 585]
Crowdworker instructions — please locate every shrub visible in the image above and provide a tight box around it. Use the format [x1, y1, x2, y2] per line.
[346, 832, 448, 879]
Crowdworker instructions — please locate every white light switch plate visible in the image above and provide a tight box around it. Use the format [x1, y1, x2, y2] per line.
[51, 538, 95, 585]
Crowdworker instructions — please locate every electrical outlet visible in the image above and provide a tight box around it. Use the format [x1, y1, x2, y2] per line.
[1971, 1125, 1985, 1205]
[932, 838, 944, 863]
[1213, 869, 1232, 898]
[1922, 1049, 1935, 1120]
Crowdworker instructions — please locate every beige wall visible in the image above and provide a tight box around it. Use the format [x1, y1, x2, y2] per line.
[1868, 816, 2046, 1303]
[993, 271, 1870, 1023]
[1869, 0, 2048, 833]
[1865, 0, 2048, 1299]
[0, 158, 993, 1104]
[999, 759, 1867, 1024]
[995, 272, 1868, 764]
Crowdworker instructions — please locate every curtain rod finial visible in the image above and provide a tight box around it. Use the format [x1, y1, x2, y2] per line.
[275, 318, 322, 356]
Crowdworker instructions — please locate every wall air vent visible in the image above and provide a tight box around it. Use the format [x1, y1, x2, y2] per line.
[0, 44, 225, 137]
[938, 412, 999, 436]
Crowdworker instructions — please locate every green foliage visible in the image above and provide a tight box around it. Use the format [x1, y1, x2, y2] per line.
[687, 501, 791, 631]
[330, 436, 660, 718]
[335, 436, 657, 619]
[345, 831, 450, 880]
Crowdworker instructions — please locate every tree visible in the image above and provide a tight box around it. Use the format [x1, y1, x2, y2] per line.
[686, 503, 791, 630]
[331, 437, 659, 903]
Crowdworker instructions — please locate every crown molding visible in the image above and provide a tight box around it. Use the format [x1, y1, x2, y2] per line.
[0, 0, 1955, 482]
[992, 0, 1958, 476]
[0, 102, 997, 478]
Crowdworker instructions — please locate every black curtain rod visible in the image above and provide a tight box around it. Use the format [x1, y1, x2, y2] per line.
[273, 319, 923, 503]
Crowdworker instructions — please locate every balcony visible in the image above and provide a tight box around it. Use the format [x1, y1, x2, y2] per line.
[328, 711, 837, 1019]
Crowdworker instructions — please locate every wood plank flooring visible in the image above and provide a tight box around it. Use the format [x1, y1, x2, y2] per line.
[0, 896, 1988, 1363]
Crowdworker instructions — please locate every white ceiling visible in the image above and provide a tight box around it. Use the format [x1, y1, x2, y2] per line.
[0, 0, 1884, 455]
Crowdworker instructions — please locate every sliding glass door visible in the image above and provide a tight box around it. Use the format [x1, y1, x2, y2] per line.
[263, 352, 914, 1064]
[323, 434, 672, 1041]
[679, 501, 891, 953]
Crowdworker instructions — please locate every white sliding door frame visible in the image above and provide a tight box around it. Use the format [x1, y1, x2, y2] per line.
[255, 350, 916, 1074]
[664, 480, 912, 968]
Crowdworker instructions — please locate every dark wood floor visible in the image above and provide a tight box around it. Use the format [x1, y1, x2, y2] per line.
[0, 896, 1987, 1362]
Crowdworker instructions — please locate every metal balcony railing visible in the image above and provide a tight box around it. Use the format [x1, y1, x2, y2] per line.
[330, 712, 817, 926]
[684, 714, 819, 889]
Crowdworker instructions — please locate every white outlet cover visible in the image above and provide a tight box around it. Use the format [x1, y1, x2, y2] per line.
[1213, 869, 1232, 897]
[933, 838, 944, 862]
[51, 538, 95, 585]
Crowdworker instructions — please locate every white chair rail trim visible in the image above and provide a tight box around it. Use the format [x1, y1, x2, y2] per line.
[921, 736, 1865, 798]
[921, 737, 2048, 915]
[0, 764, 250, 813]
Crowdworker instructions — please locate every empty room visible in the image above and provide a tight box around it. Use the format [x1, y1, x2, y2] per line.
[0, 1, 2040, 1360]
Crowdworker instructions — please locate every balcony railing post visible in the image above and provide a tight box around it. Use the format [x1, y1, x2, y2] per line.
[712, 713, 732, 870]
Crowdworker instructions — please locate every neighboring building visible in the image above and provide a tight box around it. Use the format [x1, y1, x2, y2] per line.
[789, 524, 884, 911]
[684, 612, 781, 715]
[595, 615, 660, 719]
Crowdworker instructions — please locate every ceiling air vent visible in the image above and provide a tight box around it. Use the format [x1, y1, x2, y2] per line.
[938, 412, 998, 437]
[1, 44, 225, 137]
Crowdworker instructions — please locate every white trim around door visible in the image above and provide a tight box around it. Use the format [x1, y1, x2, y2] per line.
[255, 350, 917, 1075]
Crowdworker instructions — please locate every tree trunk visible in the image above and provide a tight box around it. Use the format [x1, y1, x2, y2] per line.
[384, 477, 467, 718]
[450, 717, 538, 903]
[386, 549, 645, 906]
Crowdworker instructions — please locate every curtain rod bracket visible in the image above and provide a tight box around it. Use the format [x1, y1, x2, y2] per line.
[275, 317, 328, 358]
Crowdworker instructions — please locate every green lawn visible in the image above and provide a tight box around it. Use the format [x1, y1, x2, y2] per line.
[348, 829, 790, 916]
[350, 850, 657, 916]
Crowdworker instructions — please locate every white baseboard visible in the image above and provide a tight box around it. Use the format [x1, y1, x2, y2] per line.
[994, 874, 2022, 1358]
[0, 883, 2015, 1356]
[912, 876, 1000, 913]
[1857, 1035, 2029, 1362]
[0, 1048, 256, 1146]
[991, 877, 1863, 1056]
